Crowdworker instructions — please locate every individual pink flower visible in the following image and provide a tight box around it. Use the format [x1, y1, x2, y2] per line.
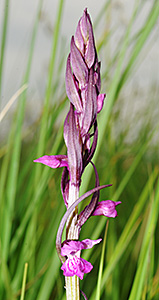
[61, 238, 102, 280]
[92, 200, 121, 218]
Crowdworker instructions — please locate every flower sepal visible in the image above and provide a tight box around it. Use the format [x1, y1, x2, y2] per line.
[33, 155, 68, 169]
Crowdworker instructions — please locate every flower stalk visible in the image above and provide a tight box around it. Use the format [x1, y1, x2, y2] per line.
[65, 184, 79, 300]
[65, 275, 80, 300]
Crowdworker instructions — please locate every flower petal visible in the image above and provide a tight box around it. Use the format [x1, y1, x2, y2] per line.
[74, 19, 84, 55]
[84, 13, 95, 68]
[81, 238, 102, 249]
[94, 61, 101, 92]
[80, 8, 88, 43]
[33, 155, 68, 169]
[97, 93, 106, 113]
[61, 240, 85, 256]
[65, 54, 83, 113]
[70, 36, 88, 87]
[61, 256, 93, 280]
[92, 200, 121, 218]
[64, 104, 83, 185]
[61, 238, 102, 256]
[61, 167, 69, 207]
[83, 121, 98, 168]
[82, 67, 97, 136]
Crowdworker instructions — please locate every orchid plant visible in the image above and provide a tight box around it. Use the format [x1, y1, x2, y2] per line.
[34, 8, 121, 300]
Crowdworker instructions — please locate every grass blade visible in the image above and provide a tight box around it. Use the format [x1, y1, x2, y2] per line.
[128, 179, 159, 300]
[96, 221, 109, 300]
[20, 263, 28, 300]
[0, 0, 10, 100]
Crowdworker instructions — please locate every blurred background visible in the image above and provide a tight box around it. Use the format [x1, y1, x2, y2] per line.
[0, 0, 158, 141]
[0, 0, 159, 299]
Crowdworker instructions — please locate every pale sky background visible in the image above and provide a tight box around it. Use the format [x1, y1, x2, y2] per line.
[0, 0, 107, 103]
[0, 0, 158, 140]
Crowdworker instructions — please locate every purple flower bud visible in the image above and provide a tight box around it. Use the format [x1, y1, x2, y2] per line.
[75, 8, 95, 68]
[65, 54, 83, 113]
[70, 36, 88, 87]
[79, 9, 88, 44]
[66, 8, 106, 141]
[94, 61, 101, 93]
[97, 93, 106, 113]
[84, 13, 95, 69]
[74, 19, 84, 56]
[64, 104, 82, 185]
[61, 167, 69, 207]
[81, 67, 97, 136]
[92, 200, 121, 218]
[33, 155, 68, 169]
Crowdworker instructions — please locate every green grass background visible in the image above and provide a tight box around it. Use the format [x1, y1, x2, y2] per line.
[0, 0, 159, 299]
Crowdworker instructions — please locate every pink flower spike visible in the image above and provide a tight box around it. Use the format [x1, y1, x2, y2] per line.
[61, 256, 93, 280]
[92, 200, 121, 218]
[33, 155, 68, 169]
[97, 93, 106, 113]
[61, 238, 102, 256]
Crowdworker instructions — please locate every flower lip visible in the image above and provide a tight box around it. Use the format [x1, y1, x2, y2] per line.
[61, 256, 93, 280]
